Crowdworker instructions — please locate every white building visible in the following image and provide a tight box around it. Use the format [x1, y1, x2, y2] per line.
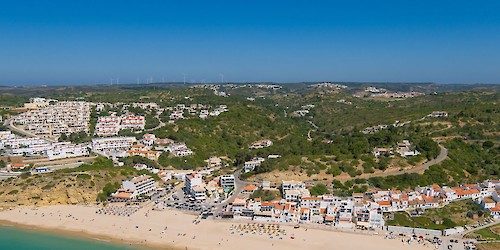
[192, 186, 207, 201]
[94, 115, 121, 136]
[91, 136, 136, 157]
[206, 157, 222, 168]
[142, 134, 156, 146]
[14, 101, 91, 136]
[2, 137, 52, 156]
[282, 180, 305, 193]
[244, 157, 265, 172]
[282, 180, 309, 201]
[0, 131, 15, 140]
[396, 140, 420, 157]
[220, 175, 235, 191]
[120, 115, 145, 130]
[174, 149, 193, 157]
[429, 111, 448, 118]
[46, 142, 89, 160]
[249, 140, 273, 149]
[121, 175, 157, 198]
[165, 142, 188, 152]
[184, 173, 206, 201]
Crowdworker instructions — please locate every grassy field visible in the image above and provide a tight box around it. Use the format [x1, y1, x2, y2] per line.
[477, 242, 500, 250]
[466, 224, 500, 241]
[386, 199, 487, 230]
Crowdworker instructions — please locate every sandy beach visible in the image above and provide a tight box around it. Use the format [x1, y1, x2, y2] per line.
[0, 205, 430, 250]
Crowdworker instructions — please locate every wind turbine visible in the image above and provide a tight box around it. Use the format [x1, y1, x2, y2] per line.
[182, 73, 187, 84]
[219, 73, 224, 84]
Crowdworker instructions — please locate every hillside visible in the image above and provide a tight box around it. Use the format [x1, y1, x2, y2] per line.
[0, 157, 157, 209]
[0, 83, 498, 195]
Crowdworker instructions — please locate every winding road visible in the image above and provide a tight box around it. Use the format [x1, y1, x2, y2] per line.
[336, 145, 448, 181]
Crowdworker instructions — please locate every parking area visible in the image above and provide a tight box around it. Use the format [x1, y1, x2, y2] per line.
[156, 187, 217, 215]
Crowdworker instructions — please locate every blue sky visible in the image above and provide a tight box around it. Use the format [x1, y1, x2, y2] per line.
[1, 0, 499, 85]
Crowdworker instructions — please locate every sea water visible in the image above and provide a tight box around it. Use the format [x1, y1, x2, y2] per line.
[0, 225, 137, 250]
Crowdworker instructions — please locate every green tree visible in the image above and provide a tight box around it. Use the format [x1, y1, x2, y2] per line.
[309, 184, 329, 196]
[482, 141, 494, 149]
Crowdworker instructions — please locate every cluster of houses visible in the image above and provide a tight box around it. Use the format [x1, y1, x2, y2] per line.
[372, 140, 420, 158]
[336, 99, 352, 105]
[90, 134, 194, 160]
[110, 158, 229, 202]
[163, 141, 193, 157]
[167, 104, 228, 121]
[95, 101, 229, 126]
[183, 173, 236, 202]
[243, 155, 281, 173]
[312, 82, 348, 90]
[370, 92, 424, 99]
[91, 136, 137, 158]
[362, 87, 424, 99]
[22, 97, 51, 110]
[0, 131, 88, 160]
[14, 100, 91, 139]
[94, 102, 160, 113]
[127, 144, 162, 161]
[291, 104, 315, 118]
[221, 179, 500, 229]
[192, 83, 281, 91]
[362, 124, 389, 135]
[362, 120, 410, 135]
[94, 114, 146, 136]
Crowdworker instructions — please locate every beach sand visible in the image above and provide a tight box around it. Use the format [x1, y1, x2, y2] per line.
[0, 205, 430, 250]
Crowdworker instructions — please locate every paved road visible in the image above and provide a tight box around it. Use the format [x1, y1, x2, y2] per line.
[23, 156, 97, 166]
[336, 145, 448, 181]
[31, 162, 87, 174]
[378, 145, 448, 177]
[0, 170, 23, 179]
[5, 118, 57, 142]
[458, 220, 500, 238]
[212, 169, 255, 214]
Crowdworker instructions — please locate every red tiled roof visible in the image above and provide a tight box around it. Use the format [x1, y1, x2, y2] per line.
[243, 185, 258, 191]
[325, 216, 334, 221]
[275, 205, 285, 211]
[261, 202, 277, 207]
[377, 200, 391, 206]
[490, 206, 500, 212]
[113, 192, 132, 199]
